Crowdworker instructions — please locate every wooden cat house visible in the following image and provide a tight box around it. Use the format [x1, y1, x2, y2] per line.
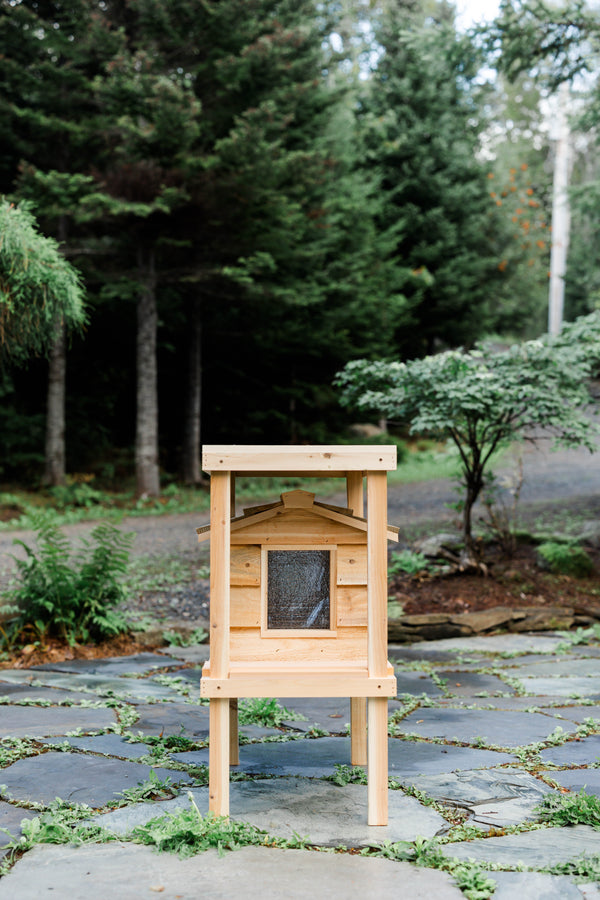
[197, 445, 398, 825]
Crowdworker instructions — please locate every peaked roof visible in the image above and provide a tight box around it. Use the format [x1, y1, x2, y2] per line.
[197, 489, 399, 542]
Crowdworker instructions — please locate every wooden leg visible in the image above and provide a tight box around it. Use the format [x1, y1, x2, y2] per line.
[229, 698, 239, 766]
[209, 698, 230, 816]
[350, 697, 367, 766]
[367, 697, 388, 826]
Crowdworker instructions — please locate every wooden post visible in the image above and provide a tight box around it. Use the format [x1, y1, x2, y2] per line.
[209, 471, 231, 815]
[229, 698, 239, 766]
[350, 697, 367, 766]
[347, 471, 367, 765]
[346, 471, 364, 517]
[209, 698, 230, 815]
[367, 470, 388, 825]
[368, 697, 388, 825]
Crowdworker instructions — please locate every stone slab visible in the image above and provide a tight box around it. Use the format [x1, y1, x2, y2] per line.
[239, 724, 282, 740]
[409, 635, 566, 654]
[398, 707, 578, 747]
[0, 684, 93, 704]
[38, 734, 154, 760]
[0, 670, 182, 702]
[540, 734, 600, 766]
[0, 801, 37, 851]
[0, 751, 185, 807]
[402, 767, 555, 828]
[279, 697, 350, 732]
[443, 824, 600, 867]
[437, 697, 567, 712]
[490, 871, 585, 899]
[520, 677, 600, 699]
[0, 842, 464, 900]
[32, 653, 182, 676]
[96, 779, 447, 846]
[171, 736, 515, 777]
[394, 671, 446, 696]
[547, 769, 600, 796]
[388, 645, 467, 664]
[131, 702, 209, 738]
[172, 668, 202, 686]
[153, 644, 210, 663]
[514, 659, 600, 678]
[545, 706, 600, 724]
[438, 672, 515, 697]
[0, 705, 115, 738]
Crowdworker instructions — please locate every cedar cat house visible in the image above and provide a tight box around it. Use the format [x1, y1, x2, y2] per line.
[197, 445, 398, 825]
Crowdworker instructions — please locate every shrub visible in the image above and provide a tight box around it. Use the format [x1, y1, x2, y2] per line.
[0, 519, 134, 647]
[537, 541, 594, 577]
[388, 549, 431, 577]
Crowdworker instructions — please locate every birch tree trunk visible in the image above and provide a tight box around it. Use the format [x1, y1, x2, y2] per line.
[43, 322, 66, 486]
[548, 82, 571, 336]
[135, 246, 160, 497]
[182, 295, 202, 484]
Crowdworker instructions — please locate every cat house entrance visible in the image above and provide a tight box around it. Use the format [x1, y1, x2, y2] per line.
[262, 546, 336, 635]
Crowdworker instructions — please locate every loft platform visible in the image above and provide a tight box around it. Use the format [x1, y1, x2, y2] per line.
[198, 444, 398, 826]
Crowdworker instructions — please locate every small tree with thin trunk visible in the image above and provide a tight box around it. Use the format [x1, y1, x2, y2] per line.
[335, 333, 599, 565]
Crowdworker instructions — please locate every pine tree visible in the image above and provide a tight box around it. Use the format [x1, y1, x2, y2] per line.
[360, 5, 503, 354]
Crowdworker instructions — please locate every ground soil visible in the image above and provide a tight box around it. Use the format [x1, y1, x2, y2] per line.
[390, 541, 600, 617]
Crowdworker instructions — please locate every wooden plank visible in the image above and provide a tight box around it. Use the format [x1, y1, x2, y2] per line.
[229, 625, 367, 663]
[337, 587, 367, 627]
[201, 669, 397, 699]
[231, 532, 366, 545]
[210, 471, 230, 678]
[202, 445, 397, 474]
[231, 586, 261, 628]
[367, 471, 388, 679]
[346, 472, 364, 517]
[209, 698, 230, 815]
[351, 697, 367, 765]
[337, 546, 367, 585]
[367, 697, 389, 826]
[230, 510, 364, 543]
[229, 698, 239, 766]
[230, 546, 261, 586]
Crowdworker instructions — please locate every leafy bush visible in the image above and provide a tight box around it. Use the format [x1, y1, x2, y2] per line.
[238, 697, 305, 727]
[0, 519, 134, 647]
[537, 541, 594, 577]
[536, 789, 600, 828]
[131, 796, 279, 857]
[48, 480, 109, 510]
[388, 549, 432, 577]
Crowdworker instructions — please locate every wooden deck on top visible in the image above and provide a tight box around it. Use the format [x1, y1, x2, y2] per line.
[202, 444, 397, 475]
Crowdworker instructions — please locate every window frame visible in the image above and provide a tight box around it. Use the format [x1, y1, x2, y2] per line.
[260, 544, 337, 638]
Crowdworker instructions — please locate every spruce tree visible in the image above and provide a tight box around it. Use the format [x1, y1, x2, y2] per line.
[360, 5, 503, 355]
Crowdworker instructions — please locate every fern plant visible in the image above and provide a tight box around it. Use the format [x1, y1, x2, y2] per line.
[0, 518, 134, 647]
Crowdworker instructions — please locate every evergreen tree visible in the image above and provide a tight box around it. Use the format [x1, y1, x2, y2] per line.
[359, 5, 504, 355]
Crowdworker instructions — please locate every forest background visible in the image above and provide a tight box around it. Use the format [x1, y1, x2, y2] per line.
[2, 0, 600, 499]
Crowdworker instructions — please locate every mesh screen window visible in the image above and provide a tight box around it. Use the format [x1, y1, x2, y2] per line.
[267, 549, 331, 630]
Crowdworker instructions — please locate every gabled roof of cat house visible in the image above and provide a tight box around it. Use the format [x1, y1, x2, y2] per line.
[196, 489, 399, 542]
